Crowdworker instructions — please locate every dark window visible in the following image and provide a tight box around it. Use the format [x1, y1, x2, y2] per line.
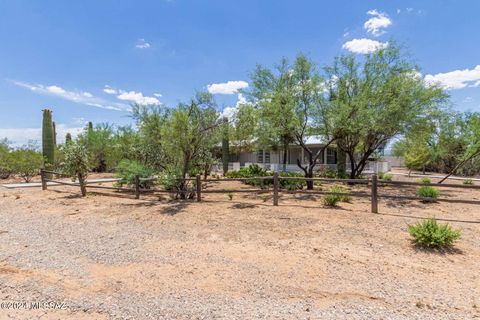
[257, 150, 263, 163]
[264, 151, 270, 163]
[327, 148, 337, 164]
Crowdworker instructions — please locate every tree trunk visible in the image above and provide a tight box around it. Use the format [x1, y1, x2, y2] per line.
[78, 173, 87, 197]
[306, 166, 314, 189]
[282, 143, 288, 172]
[337, 148, 346, 178]
[349, 153, 356, 179]
[438, 153, 479, 184]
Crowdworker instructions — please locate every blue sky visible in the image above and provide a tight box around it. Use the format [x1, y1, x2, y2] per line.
[1, 0, 479, 145]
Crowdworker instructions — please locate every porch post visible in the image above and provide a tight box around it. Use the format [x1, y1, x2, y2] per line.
[301, 148, 304, 166]
[324, 148, 328, 166]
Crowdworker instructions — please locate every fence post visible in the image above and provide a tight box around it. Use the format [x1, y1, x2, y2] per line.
[134, 175, 140, 199]
[40, 169, 47, 190]
[273, 171, 279, 206]
[371, 173, 378, 213]
[196, 175, 202, 202]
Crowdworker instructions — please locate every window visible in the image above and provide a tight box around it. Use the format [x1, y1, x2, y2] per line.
[327, 148, 337, 164]
[257, 150, 263, 163]
[257, 150, 270, 163]
[264, 151, 270, 163]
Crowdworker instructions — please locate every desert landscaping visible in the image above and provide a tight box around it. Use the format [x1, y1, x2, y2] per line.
[1, 171, 479, 319]
[2, 3, 480, 319]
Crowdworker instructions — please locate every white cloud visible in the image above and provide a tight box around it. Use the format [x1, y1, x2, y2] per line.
[117, 91, 160, 105]
[220, 106, 238, 121]
[364, 9, 392, 36]
[219, 94, 248, 121]
[207, 80, 248, 95]
[103, 85, 161, 105]
[463, 97, 474, 103]
[135, 38, 151, 49]
[236, 93, 247, 107]
[0, 124, 83, 147]
[342, 38, 388, 54]
[424, 65, 480, 90]
[103, 85, 117, 95]
[11, 80, 128, 111]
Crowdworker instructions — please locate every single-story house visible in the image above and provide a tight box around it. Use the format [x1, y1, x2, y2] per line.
[228, 136, 338, 172]
[225, 136, 391, 173]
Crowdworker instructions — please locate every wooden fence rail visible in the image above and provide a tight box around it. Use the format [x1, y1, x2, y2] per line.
[40, 170, 480, 213]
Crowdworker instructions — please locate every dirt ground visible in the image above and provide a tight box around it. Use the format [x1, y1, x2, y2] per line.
[0, 172, 479, 319]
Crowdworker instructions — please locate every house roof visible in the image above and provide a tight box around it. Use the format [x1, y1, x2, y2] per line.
[302, 135, 330, 145]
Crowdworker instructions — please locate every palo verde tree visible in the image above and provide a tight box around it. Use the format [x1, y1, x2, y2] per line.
[324, 44, 447, 178]
[131, 104, 169, 171]
[438, 112, 480, 182]
[249, 58, 297, 172]
[161, 92, 220, 198]
[249, 54, 334, 188]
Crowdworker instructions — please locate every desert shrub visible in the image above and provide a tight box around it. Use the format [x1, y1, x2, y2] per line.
[279, 171, 305, 190]
[417, 185, 439, 201]
[115, 159, 155, 188]
[315, 167, 337, 178]
[408, 218, 461, 248]
[227, 192, 233, 200]
[463, 179, 474, 185]
[226, 167, 306, 190]
[322, 194, 340, 206]
[9, 149, 44, 182]
[159, 165, 195, 199]
[381, 173, 393, 182]
[63, 142, 91, 196]
[0, 140, 12, 179]
[0, 154, 13, 179]
[419, 177, 431, 184]
[330, 185, 351, 202]
[225, 164, 271, 186]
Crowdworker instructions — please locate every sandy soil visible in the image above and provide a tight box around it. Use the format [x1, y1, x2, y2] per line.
[0, 174, 479, 319]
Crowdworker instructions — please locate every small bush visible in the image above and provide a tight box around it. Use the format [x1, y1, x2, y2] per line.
[408, 218, 461, 248]
[417, 185, 439, 201]
[330, 185, 351, 202]
[9, 149, 44, 182]
[419, 177, 431, 184]
[381, 173, 393, 182]
[116, 159, 155, 188]
[225, 164, 271, 186]
[227, 192, 233, 200]
[279, 171, 305, 190]
[463, 179, 474, 185]
[315, 167, 338, 178]
[159, 165, 195, 199]
[322, 194, 340, 207]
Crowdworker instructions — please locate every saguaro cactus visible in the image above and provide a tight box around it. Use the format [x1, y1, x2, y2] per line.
[52, 121, 57, 146]
[42, 109, 55, 166]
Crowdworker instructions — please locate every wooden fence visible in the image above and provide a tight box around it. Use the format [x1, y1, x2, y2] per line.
[40, 170, 480, 213]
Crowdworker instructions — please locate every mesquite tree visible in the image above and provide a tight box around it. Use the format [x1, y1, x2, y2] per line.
[324, 44, 446, 178]
[160, 92, 220, 198]
[249, 55, 334, 189]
